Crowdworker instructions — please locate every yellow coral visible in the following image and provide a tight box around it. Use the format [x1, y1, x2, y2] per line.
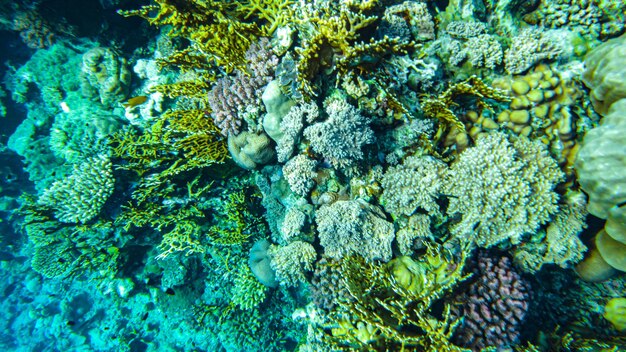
[322, 246, 470, 350]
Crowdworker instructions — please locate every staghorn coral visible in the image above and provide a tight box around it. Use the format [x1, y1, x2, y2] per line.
[303, 97, 374, 172]
[268, 240, 316, 287]
[452, 252, 531, 351]
[316, 200, 394, 262]
[380, 154, 447, 218]
[38, 155, 114, 224]
[445, 132, 563, 247]
[208, 38, 279, 136]
[504, 27, 568, 74]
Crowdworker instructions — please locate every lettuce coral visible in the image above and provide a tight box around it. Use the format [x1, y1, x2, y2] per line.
[445, 132, 563, 247]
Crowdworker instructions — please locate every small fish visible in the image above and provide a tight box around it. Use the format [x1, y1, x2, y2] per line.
[122, 95, 148, 108]
[165, 288, 175, 295]
[67, 321, 76, 326]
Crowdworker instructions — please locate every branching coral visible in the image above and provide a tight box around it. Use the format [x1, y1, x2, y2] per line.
[504, 28, 567, 75]
[38, 155, 114, 224]
[444, 132, 564, 247]
[268, 241, 316, 287]
[451, 252, 531, 350]
[207, 38, 279, 136]
[381, 154, 447, 218]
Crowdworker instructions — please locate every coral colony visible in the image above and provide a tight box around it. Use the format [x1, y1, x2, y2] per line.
[0, 0, 625, 350]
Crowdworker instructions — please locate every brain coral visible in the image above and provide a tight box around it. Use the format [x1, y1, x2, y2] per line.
[445, 132, 563, 247]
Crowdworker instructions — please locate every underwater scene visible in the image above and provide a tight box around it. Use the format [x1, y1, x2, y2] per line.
[0, 0, 625, 351]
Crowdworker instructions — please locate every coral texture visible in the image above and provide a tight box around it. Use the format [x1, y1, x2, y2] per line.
[381, 155, 446, 217]
[575, 99, 626, 219]
[277, 101, 319, 162]
[581, 34, 626, 115]
[268, 241, 317, 287]
[303, 98, 375, 171]
[80, 47, 131, 108]
[283, 154, 318, 197]
[310, 257, 352, 312]
[504, 28, 566, 74]
[316, 200, 394, 262]
[38, 155, 115, 224]
[208, 38, 279, 136]
[452, 253, 531, 351]
[445, 132, 563, 247]
[514, 193, 588, 273]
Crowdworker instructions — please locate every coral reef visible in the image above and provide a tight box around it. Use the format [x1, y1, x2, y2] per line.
[80, 47, 131, 108]
[381, 154, 446, 218]
[504, 28, 567, 74]
[207, 38, 279, 136]
[268, 240, 316, 287]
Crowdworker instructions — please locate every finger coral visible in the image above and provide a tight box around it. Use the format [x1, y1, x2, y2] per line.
[38, 155, 115, 224]
[452, 252, 531, 350]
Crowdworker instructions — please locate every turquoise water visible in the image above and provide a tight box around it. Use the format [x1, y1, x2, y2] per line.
[0, 0, 625, 351]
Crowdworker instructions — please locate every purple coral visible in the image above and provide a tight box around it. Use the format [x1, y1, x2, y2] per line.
[208, 38, 279, 136]
[452, 252, 531, 351]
